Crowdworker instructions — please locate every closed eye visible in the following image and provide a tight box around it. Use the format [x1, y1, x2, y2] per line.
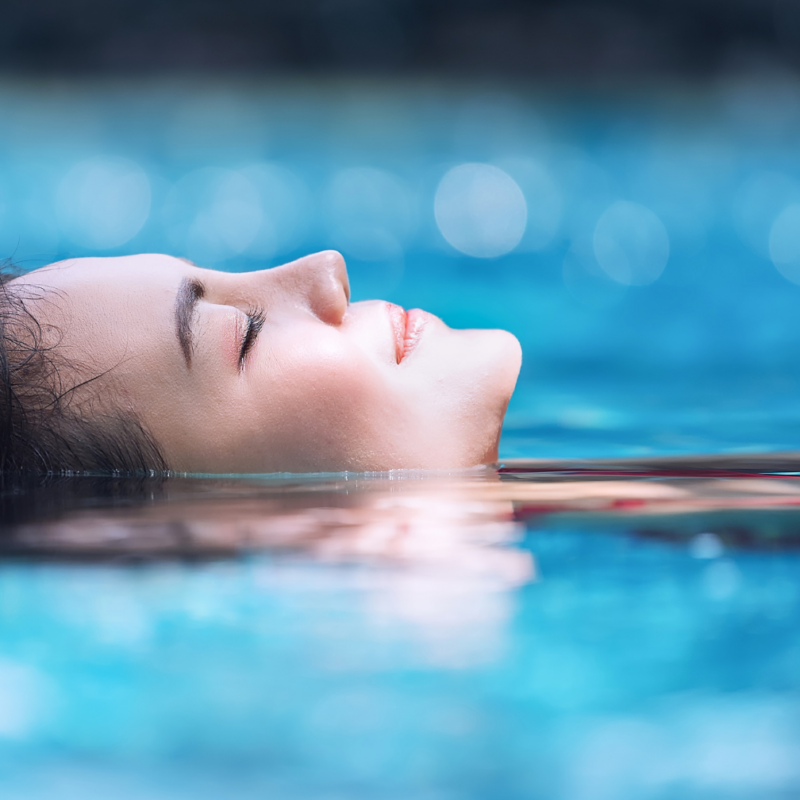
[239, 306, 266, 370]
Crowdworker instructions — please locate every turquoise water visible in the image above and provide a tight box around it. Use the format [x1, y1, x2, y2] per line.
[3, 79, 800, 797]
[2, 468, 800, 798]
[3, 78, 800, 458]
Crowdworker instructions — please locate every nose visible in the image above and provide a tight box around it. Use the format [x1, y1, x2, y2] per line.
[274, 250, 350, 325]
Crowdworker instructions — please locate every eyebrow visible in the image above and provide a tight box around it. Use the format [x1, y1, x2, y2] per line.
[175, 277, 205, 367]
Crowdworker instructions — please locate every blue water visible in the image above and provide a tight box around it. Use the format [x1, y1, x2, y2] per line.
[3, 470, 800, 799]
[3, 78, 800, 458]
[3, 79, 800, 798]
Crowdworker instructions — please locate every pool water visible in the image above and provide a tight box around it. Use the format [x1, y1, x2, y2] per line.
[2, 463, 800, 799]
[3, 78, 800, 798]
[2, 77, 800, 458]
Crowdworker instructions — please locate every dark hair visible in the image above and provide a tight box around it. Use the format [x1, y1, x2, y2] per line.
[0, 265, 167, 475]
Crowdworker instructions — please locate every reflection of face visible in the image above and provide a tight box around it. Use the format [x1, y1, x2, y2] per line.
[14, 252, 521, 473]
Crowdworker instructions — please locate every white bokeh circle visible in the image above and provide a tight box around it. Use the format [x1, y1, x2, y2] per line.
[56, 157, 151, 249]
[593, 201, 670, 286]
[434, 164, 527, 258]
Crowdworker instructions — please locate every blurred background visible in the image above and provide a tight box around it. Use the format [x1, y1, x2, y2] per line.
[4, 0, 800, 457]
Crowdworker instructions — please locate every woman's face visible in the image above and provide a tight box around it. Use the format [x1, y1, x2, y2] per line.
[17, 252, 521, 473]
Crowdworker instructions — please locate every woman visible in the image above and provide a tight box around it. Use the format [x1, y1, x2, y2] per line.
[0, 251, 521, 474]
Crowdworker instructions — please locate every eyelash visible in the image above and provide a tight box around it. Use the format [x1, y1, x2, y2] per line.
[239, 306, 266, 369]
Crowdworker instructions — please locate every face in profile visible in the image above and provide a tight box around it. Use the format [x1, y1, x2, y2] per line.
[14, 252, 521, 473]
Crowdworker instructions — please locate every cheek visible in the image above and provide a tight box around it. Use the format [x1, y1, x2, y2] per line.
[279, 338, 370, 400]
[248, 337, 404, 470]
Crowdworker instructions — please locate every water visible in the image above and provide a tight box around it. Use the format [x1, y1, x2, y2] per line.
[3, 77, 800, 457]
[3, 78, 800, 797]
[1, 463, 800, 798]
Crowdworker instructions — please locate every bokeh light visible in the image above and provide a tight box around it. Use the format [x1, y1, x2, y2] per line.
[434, 163, 527, 258]
[593, 201, 670, 286]
[56, 157, 151, 250]
[0, 658, 51, 739]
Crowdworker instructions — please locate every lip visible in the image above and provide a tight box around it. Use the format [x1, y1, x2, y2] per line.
[387, 304, 428, 363]
[403, 309, 428, 361]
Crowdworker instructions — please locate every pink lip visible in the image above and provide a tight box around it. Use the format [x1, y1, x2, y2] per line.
[387, 304, 428, 363]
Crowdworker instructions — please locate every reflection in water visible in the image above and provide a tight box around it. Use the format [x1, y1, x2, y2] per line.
[1, 472, 538, 669]
[3, 457, 800, 798]
[6, 455, 800, 559]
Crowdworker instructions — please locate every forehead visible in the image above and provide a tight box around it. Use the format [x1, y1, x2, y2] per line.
[17, 254, 187, 340]
[26, 254, 186, 295]
[15, 255, 190, 377]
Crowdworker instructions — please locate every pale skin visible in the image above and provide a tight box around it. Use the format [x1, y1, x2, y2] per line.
[13, 251, 522, 473]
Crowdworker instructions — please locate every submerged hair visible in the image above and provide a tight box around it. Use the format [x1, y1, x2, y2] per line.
[0, 265, 167, 475]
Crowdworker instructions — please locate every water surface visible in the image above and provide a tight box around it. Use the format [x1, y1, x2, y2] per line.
[2, 459, 800, 799]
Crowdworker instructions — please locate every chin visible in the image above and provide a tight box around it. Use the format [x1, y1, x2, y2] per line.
[492, 329, 523, 396]
[466, 329, 521, 464]
[416, 328, 522, 469]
